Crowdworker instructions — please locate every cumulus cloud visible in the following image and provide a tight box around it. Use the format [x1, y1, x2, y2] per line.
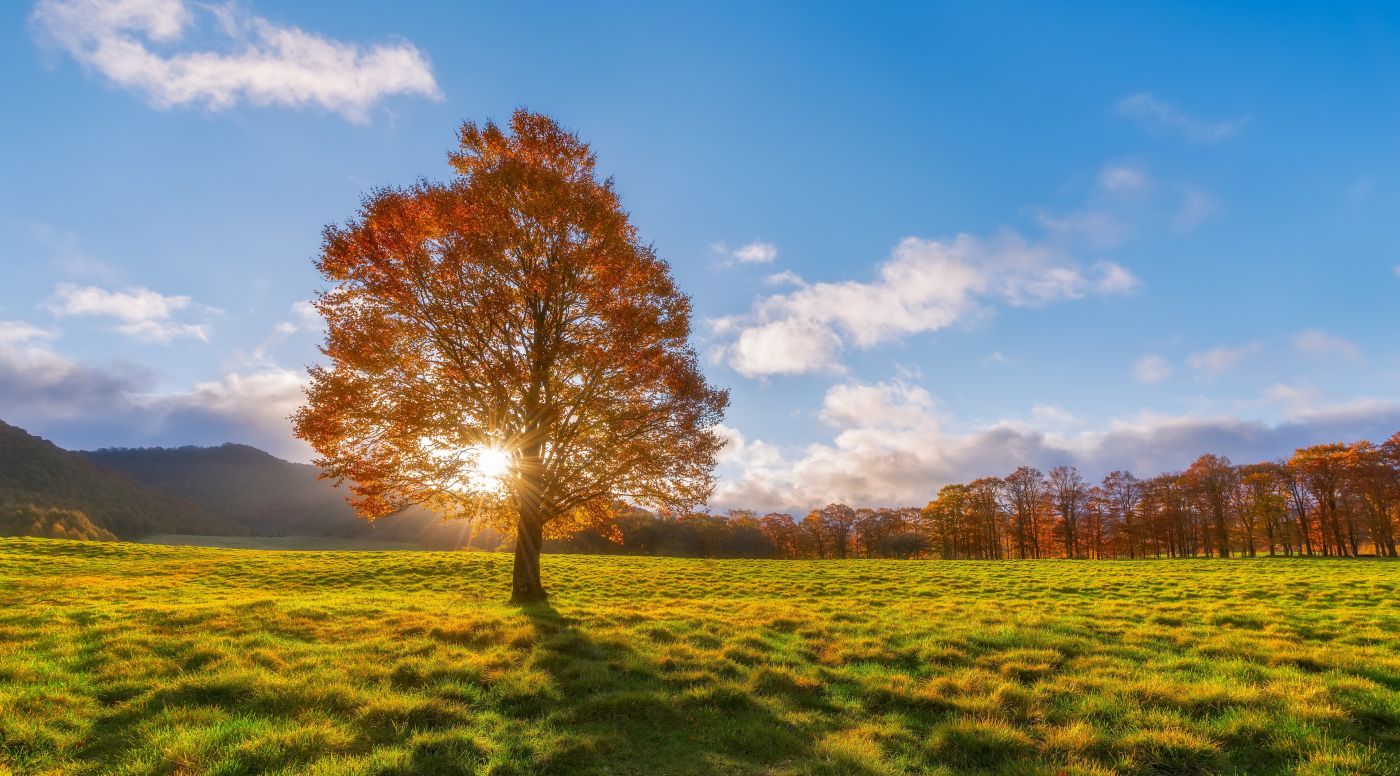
[1115, 92, 1248, 143]
[30, 0, 440, 122]
[0, 319, 309, 458]
[1132, 355, 1173, 385]
[1186, 342, 1261, 377]
[713, 234, 1138, 378]
[1292, 329, 1360, 360]
[711, 378, 1400, 512]
[45, 283, 209, 342]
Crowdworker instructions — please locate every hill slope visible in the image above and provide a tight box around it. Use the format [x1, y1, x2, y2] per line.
[0, 420, 229, 538]
[82, 443, 372, 536]
[1, 539, 1397, 774]
[81, 443, 486, 545]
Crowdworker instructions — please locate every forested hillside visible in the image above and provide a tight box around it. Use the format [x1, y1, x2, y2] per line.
[83, 443, 372, 536]
[81, 443, 493, 547]
[0, 420, 229, 538]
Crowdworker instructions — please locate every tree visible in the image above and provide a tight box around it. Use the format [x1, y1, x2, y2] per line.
[1102, 470, 1143, 557]
[800, 510, 829, 558]
[1048, 465, 1087, 559]
[1278, 458, 1317, 556]
[1003, 467, 1046, 559]
[1185, 454, 1237, 558]
[819, 503, 858, 559]
[294, 111, 728, 602]
[1341, 442, 1398, 557]
[1239, 463, 1287, 556]
[759, 512, 801, 558]
[1292, 444, 1355, 557]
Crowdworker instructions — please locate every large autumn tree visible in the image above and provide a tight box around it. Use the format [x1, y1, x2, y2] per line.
[294, 111, 728, 602]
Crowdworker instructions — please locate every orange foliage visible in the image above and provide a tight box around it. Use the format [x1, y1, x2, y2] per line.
[293, 111, 727, 597]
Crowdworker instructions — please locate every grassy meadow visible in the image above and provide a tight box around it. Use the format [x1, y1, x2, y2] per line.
[1, 539, 1397, 775]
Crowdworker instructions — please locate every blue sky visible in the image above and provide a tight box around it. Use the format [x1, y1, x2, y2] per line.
[2, 0, 1398, 510]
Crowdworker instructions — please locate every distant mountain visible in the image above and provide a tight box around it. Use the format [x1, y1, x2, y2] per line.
[0, 420, 231, 539]
[82, 443, 367, 536]
[80, 443, 490, 546]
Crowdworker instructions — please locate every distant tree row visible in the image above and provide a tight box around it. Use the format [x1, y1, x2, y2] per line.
[549, 433, 1400, 559]
[0, 505, 116, 542]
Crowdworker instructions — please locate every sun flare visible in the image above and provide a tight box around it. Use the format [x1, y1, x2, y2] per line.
[466, 445, 512, 491]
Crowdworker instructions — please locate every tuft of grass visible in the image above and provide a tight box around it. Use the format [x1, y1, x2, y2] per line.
[0, 537, 1397, 774]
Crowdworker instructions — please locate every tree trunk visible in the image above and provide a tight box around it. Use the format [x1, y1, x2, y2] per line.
[510, 451, 549, 604]
[510, 509, 547, 604]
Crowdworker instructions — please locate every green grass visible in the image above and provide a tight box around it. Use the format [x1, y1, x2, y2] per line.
[136, 534, 424, 552]
[1, 539, 1397, 775]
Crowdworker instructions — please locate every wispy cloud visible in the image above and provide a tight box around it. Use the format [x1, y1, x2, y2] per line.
[1174, 185, 1219, 232]
[1098, 164, 1152, 194]
[29, 222, 118, 279]
[30, 0, 441, 122]
[1292, 329, 1360, 360]
[1186, 342, 1261, 377]
[45, 283, 209, 343]
[1131, 354, 1173, 385]
[1115, 92, 1248, 143]
[710, 240, 779, 267]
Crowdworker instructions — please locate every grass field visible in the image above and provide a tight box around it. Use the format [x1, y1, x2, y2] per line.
[136, 535, 423, 552]
[1, 539, 1397, 775]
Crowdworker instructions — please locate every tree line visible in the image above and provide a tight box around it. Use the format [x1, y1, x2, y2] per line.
[551, 433, 1400, 560]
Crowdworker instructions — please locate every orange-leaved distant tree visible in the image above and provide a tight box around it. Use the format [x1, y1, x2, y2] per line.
[294, 111, 728, 602]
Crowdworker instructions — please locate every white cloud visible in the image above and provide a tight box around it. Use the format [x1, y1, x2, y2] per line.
[1115, 92, 1248, 143]
[714, 234, 1139, 378]
[1031, 403, 1076, 425]
[1093, 260, 1140, 294]
[1186, 342, 1261, 377]
[290, 299, 319, 326]
[710, 240, 780, 268]
[0, 321, 310, 458]
[980, 351, 1014, 366]
[722, 318, 845, 377]
[765, 270, 804, 287]
[1099, 164, 1151, 193]
[0, 320, 57, 347]
[1263, 382, 1323, 415]
[819, 379, 939, 429]
[30, 0, 440, 122]
[731, 241, 778, 264]
[1292, 329, 1360, 360]
[1132, 355, 1173, 385]
[45, 283, 209, 343]
[1034, 208, 1129, 248]
[711, 378, 1400, 512]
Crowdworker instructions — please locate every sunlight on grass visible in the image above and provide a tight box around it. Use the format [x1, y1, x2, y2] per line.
[0, 538, 1396, 774]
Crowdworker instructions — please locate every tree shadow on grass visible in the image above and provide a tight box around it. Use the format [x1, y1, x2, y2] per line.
[67, 602, 825, 776]
[500, 601, 833, 775]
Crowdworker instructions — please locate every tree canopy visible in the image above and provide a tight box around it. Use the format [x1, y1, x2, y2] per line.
[294, 111, 728, 601]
